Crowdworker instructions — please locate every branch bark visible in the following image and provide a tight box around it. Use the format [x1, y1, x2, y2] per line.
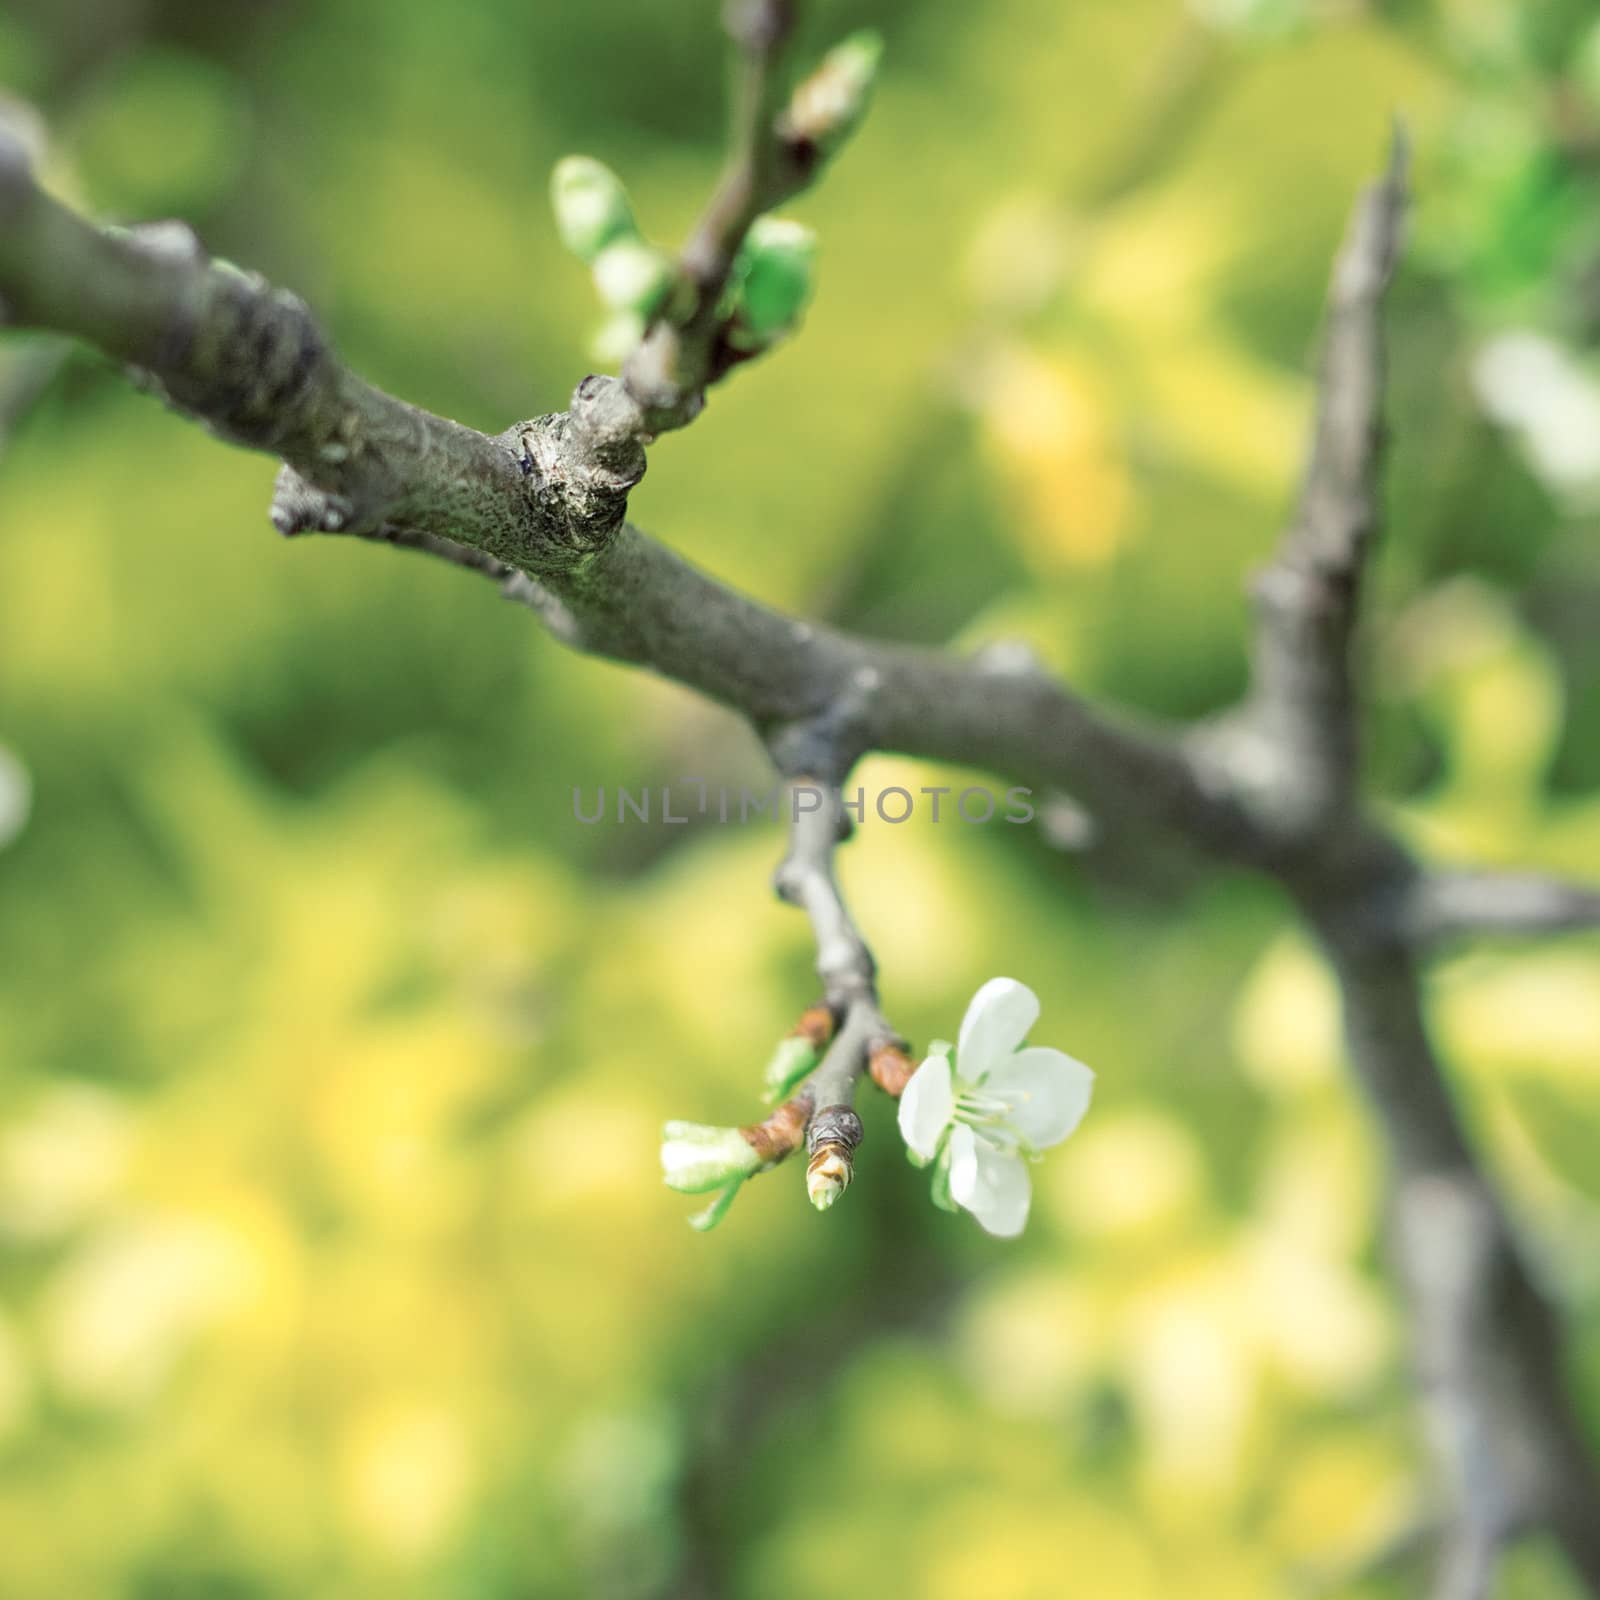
[1407, 868, 1600, 946]
[1244, 129, 1408, 840]
[1255, 130, 1600, 1595]
[771, 781, 901, 1201]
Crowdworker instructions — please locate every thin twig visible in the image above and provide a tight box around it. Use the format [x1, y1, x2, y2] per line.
[623, 0, 807, 424]
[770, 780, 904, 1198]
[1407, 868, 1600, 946]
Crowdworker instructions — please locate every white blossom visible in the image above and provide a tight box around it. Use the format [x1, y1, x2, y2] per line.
[898, 977, 1093, 1237]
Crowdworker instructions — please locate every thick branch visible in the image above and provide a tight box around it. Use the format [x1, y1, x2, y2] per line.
[343, 518, 1265, 860]
[0, 100, 1238, 868]
[0, 139, 647, 572]
[1406, 869, 1600, 947]
[1244, 129, 1408, 837]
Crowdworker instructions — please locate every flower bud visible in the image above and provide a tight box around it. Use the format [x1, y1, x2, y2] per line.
[591, 239, 678, 318]
[805, 1105, 863, 1214]
[660, 1121, 762, 1194]
[785, 31, 883, 155]
[868, 1039, 915, 1098]
[806, 1144, 851, 1210]
[550, 155, 637, 263]
[731, 217, 816, 343]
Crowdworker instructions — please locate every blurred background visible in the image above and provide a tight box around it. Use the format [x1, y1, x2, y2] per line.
[2, 0, 1599, 1595]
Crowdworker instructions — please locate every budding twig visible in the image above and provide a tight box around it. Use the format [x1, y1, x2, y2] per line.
[768, 779, 910, 1209]
[620, 5, 879, 426]
[1405, 868, 1600, 947]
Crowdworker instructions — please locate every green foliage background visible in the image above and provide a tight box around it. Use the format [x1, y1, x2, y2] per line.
[2, 1, 1599, 1595]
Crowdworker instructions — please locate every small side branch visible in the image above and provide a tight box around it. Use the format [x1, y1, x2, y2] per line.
[772, 782, 877, 1014]
[679, 0, 800, 297]
[1406, 869, 1600, 947]
[1244, 128, 1408, 836]
[772, 780, 906, 1205]
[622, 0, 840, 425]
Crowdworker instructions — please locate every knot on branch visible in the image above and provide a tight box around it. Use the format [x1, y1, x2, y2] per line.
[515, 375, 649, 561]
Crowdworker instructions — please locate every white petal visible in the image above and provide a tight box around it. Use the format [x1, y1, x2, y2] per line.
[897, 1055, 955, 1162]
[946, 1123, 980, 1199]
[957, 977, 1040, 1079]
[984, 1047, 1094, 1150]
[948, 1127, 1032, 1238]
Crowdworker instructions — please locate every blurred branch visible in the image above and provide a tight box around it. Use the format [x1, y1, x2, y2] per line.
[1312, 909, 1600, 1595]
[1252, 128, 1600, 1598]
[1242, 128, 1408, 839]
[623, 0, 800, 422]
[1406, 868, 1600, 946]
[1432, 1525, 1502, 1600]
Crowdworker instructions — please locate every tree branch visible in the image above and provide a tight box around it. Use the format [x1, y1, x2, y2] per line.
[1260, 129, 1600, 1598]
[0, 137, 651, 572]
[1406, 868, 1600, 946]
[1243, 127, 1408, 839]
[337, 516, 1263, 860]
[771, 780, 904, 1204]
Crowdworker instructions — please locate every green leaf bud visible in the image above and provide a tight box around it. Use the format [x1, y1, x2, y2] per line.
[786, 31, 883, 155]
[591, 238, 678, 318]
[761, 1035, 818, 1103]
[732, 217, 817, 343]
[660, 1121, 762, 1194]
[550, 155, 638, 263]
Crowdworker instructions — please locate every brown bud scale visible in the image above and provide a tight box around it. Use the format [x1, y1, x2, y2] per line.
[868, 1039, 914, 1098]
[740, 1091, 811, 1165]
[792, 1002, 836, 1050]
